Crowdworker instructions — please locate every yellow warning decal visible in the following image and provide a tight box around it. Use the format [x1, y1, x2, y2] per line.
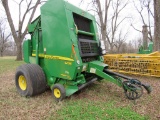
[32, 54, 74, 62]
[61, 74, 71, 79]
[64, 62, 72, 65]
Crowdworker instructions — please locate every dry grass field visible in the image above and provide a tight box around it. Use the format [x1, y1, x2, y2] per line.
[0, 57, 160, 120]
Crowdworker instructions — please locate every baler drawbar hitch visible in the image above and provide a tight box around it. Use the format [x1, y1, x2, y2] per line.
[104, 69, 152, 100]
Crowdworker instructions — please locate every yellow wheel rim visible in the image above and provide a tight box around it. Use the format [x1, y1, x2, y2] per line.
[18, 75, 27, 90]
[54, 88, 61, 98]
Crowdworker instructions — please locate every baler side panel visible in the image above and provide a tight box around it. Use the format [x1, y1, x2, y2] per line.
[23, 40, 31, 63]
[64, 9, 83, 76]
[40, 0, 77, 81]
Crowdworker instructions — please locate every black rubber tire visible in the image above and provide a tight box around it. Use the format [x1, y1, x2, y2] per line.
[15, 64, 47, 97]
[52, 84, 66, 102]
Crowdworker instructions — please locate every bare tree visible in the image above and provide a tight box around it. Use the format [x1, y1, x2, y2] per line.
[120, 42, 127, 53]
[131, 0, 154, 42]
[143, 0, 154, 42]
[0, 19, 11, 57]
[83, 0, 129, 53]
[142, 24, 149, 49]
[109, 0, 129, 53]
[114, 30, 128, 53]
[94, 0, 111, 51]
[154, 0, 160, 51]
[1, 0, 44, 60]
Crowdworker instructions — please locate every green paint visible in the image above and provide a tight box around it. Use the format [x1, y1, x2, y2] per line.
[78, 30, 94, 36]
[88, 61, 122, 87]
[22, 0, 130, 98]
[23, 40, 31, 63]
[88, 61, 108, 71]
[138, 42, 153, 54]
[65, 85, 78, 96]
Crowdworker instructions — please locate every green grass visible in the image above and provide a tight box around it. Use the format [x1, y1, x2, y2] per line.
[0, 56, 153, 120]
[51, 100, 148, 120]
[0, 56, 24, 74]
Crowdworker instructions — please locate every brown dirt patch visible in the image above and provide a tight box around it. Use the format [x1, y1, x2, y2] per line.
[0, 70, 160, 119]
[0, 71, 64, 120]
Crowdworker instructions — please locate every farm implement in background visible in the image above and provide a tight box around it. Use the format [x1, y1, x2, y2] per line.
[104, 51, 160, 77]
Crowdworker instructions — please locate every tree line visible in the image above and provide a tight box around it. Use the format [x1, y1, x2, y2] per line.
[0, 0, 159, 60]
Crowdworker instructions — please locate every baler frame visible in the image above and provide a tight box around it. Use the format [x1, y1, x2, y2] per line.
[15, 0, 151, 101]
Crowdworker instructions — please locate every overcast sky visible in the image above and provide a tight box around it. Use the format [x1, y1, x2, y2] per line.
[0, 0, 154, 43]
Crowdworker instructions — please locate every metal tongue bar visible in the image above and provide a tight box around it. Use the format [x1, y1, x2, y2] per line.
[104, 69, 152, 100]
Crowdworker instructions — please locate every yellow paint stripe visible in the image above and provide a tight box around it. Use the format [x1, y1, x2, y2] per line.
[32, 54, 74, 61]
[61, 74, 71, 79]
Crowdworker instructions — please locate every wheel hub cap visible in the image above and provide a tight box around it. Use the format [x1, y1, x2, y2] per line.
[54, 88, 61, 98]
[18, 75, 27, 90]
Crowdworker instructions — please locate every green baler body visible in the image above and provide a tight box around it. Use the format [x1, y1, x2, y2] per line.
[23, 0, 109, 96]
[22, 0, 151, 99]
[23, 0, 143, 96]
